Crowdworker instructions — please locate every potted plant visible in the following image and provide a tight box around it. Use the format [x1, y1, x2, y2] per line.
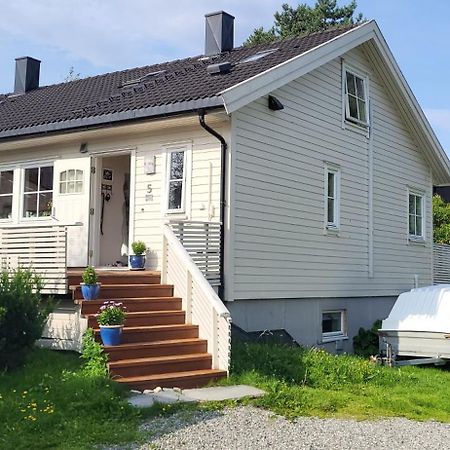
[80, 266, 101, 300]
[96, 301, 127, 346]
[129, 241, 147, 270]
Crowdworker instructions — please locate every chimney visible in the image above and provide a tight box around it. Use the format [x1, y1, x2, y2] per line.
[14, 56, 41, 94]
[205, 11, 235, 56]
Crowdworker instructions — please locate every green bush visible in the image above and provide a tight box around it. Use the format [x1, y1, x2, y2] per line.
[0, 267, 54, 371]
[131, 240, 147, 255]
[80, 328, 108, 377]
[82, 265, 98, 284]
[353, 319, 382, 358]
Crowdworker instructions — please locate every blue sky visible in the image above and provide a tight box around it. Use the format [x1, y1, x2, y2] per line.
[1, 0, 450, 151]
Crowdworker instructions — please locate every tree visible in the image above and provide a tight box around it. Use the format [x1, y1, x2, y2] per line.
[245, 0, 364, 46]
[433, 194, 450, 244]
[64, 66, 81, 82]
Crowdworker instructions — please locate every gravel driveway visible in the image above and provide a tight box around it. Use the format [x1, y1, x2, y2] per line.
[135, 406, 450, 450]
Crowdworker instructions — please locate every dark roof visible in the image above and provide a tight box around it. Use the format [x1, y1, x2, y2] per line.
[0, 26, 354, 139]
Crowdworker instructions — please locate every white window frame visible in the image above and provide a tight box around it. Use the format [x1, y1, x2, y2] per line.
[322, 310, 347, 341]
[162, 142, 192, 216]
[0, 169, 15, 222]
[342, 63, 369, 127]
[59, 169, 84, 195]
[408, 189, 425, 241]
[20, 164, 54, 221]
[324, 164, 340, 231]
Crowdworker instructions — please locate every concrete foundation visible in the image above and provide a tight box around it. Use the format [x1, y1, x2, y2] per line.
[227, 296, 396, 353]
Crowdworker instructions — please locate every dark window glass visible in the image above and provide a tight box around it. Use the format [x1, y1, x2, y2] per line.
[168, 181, 183, 210]
[23, 166, 53, 218]
[0, 170, 13, 195]
[322, 312, 342, 334]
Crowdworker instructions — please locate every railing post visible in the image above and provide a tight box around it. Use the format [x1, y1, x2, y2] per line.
[161, 233, 168, 284]
[211, 308, 218, 369]
[186, 270, 193, 324]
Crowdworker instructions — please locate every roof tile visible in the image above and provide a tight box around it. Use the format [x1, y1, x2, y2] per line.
[0, 26, 354, 136]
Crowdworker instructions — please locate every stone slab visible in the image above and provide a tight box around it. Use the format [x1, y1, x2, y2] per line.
[128, 385, 265, 408]
[182, 385, 265, 402]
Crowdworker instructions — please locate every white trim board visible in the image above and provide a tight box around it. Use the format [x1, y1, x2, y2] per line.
[220, 20, 450, 185]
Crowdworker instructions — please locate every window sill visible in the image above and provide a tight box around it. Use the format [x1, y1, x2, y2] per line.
[164, 211, 188, 220]
[320, 335, 348, 344]
[325, 226, 340, 236]
[343, 119, 369, 137]
[408, 237, 426, 246]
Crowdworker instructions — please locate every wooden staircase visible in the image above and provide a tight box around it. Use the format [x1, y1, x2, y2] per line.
[69, 269, 227, 390]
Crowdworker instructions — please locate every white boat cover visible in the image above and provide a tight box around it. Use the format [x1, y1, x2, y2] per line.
[381, 285, 450, 333]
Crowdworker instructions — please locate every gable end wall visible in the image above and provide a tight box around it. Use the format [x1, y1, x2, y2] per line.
[230, 44, 432, 300]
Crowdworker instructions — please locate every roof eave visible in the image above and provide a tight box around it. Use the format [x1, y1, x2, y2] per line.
[0, 97, 225, 142]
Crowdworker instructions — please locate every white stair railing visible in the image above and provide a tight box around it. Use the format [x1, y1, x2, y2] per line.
[161, 223, 231, 373]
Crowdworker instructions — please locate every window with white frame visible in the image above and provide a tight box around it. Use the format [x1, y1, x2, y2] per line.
[0, 170, 14, 219]
[166, 150, 185, 212]
[325, 165, 340, 229]
[59, 169, 83, 194]
[23, 166, 53, 218]
[322, 310, 346, 340]
[344, 68, 368, 125]
[408, 191, 424, 239]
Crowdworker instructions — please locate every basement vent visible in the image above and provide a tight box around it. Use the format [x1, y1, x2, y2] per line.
[120, 70, 166, 87]
[207, 62, 232, 75]
[239, 48, 278, 64]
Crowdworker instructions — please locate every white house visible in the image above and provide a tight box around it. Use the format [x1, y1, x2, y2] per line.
[0, 11, 449, 385]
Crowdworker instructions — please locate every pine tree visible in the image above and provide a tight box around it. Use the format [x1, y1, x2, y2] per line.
[245, 0, 364, 46]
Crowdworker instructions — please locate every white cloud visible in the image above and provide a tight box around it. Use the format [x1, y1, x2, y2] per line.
[0, 0, 280, 68]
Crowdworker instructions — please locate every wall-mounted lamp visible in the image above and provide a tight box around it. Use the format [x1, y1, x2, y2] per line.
[79, 142, 88, 153]
[268, 95, 284, 111]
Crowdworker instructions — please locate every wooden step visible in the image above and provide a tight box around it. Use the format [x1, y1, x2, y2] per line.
[80, 297, 182, 314]
[68, 271, 161, 286]
[94, 324, 199, 344]
[114, 368, 227, 390]
[87, 310, 186, 328]
[104, 338, 208, 362]
[72, 284, 173, 300]
[109, 353, 212, 378]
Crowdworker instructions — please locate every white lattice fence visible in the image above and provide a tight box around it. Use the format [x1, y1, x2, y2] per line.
[0, 224, 68, 294]
[433, 243, 450, 284]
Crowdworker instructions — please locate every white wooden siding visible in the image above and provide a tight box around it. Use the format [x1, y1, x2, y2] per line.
[231, 44, 432, 299]
[0, 118, 227, 272]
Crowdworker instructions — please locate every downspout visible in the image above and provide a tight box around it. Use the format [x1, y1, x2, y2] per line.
[198, 109, 227, 300]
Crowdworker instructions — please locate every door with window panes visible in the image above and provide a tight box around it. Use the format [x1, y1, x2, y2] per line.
[52, 158, 91, 266]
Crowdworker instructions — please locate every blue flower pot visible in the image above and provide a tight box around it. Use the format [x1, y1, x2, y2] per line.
[80, 283, 101, 300]
[99, 325, 123, 346]
[129, 255, 145, 270]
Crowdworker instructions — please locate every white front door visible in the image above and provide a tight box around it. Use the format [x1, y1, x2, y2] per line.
[52, 157, 91, 267]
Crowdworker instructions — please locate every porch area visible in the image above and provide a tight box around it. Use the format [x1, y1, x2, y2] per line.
[0, 221, 231, 389]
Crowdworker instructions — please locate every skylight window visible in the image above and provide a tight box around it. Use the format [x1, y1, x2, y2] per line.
[120, 70, 166, 88]
[239, 49, 278, 64]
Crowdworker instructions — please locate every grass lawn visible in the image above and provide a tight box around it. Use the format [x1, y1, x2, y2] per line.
[0, 348, 145, 450]
[4, 341, 450, 450]
[223, 340, 450, 421]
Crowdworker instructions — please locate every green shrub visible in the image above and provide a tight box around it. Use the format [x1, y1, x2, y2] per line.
[0, 267, 53, 371]
[353, 319, 382, 358]
[131, 240, 147, 255]
[82, 266, 98, 284]
[80, 328, 108, 377]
